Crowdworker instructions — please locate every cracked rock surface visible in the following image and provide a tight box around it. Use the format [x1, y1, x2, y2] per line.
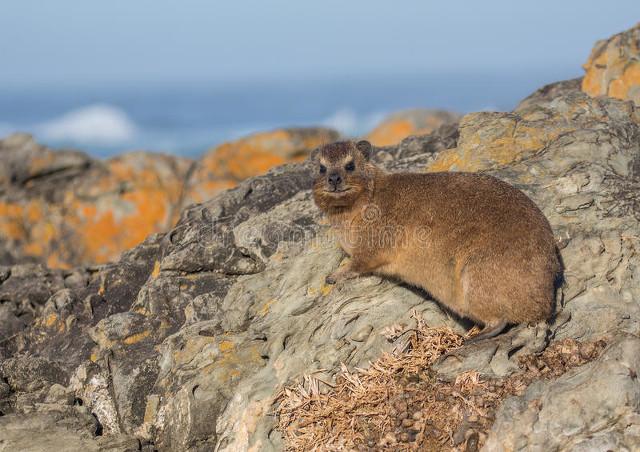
[0, 79, 639, 451]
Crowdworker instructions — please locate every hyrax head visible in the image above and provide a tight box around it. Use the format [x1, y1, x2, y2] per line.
[313, 140, 373, 209]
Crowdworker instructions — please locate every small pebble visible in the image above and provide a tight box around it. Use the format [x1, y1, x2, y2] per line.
[465, 432, 479, 452]
[395, 401, 408, 411]
[384, 433, 397, 444]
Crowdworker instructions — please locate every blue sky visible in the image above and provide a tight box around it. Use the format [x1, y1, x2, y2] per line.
[1, 1, 638, 86]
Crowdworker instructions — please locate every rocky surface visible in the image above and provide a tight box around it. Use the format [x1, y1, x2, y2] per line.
[0, 128, 336, 269]
[184, 127, 339, 205]
[0, 75, 639, 450]
[365, 108, 460, 146]
[582, 22, 640, 106]
[1, 24, 640, 452]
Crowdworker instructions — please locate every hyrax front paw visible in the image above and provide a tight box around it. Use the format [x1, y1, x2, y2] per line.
[325, 268, 359, 285]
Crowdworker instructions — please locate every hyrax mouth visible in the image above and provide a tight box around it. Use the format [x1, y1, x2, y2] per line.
[324, 187, 352, 194]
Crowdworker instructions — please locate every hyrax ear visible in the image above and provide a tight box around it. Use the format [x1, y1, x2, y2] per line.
[355, 140, 372, 160]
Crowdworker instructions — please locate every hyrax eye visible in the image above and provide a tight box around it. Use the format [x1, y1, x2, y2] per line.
[319, 164, 327, 174]
[345, 161, 355, 172]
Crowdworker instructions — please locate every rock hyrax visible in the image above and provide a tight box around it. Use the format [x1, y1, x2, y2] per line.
[313, 140, 560, 341]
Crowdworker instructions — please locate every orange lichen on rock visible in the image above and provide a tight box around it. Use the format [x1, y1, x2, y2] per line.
[123, 330, 151, 345]
[424, 89, 620, 173]
[0, 135, 192, 268]
[366, 109, 460, 147]
[75, 190, 167, 264]
[0, 199, 65, 264]
[582, 23, 640, 105]
[59, 153, 191, 266]
[1, 128, 339, 268]
[427, 111, 560, 172]
[185, 127, 339, 204]
[0, 202, 29, 241]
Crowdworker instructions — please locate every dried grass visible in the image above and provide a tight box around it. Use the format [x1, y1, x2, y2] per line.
[275, 312, 606, 451]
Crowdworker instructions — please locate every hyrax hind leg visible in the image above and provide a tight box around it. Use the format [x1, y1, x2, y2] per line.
[457, 262, 510, 342]
[466, 321, 508, 343]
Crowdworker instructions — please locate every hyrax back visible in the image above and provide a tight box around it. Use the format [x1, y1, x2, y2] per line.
[313, 140, 560, 338]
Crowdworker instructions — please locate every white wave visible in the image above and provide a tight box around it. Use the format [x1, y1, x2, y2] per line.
[38, 104, 137, 145]
[321, 108, 387, 136]
[322, 108, 359, 135]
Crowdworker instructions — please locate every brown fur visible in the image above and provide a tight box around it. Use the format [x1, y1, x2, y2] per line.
[313, 140, 560, 332]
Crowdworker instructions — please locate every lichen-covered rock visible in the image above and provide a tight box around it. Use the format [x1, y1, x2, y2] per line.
[582, 23, 640, 105]
[515, 77, 583, 111]
[0, 133, 92, 191]
[0, 135, 191, 268]
[0, 128, 337, 269]
[0, 264, 67, 359]
[184, 127, 339, 205]
[1, 80, 639, 451]
[365, 109, 460, 146]
[427, 85, 639, 172]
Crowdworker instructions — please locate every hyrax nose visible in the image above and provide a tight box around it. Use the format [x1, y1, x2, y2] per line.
[328, 172, 342, 187]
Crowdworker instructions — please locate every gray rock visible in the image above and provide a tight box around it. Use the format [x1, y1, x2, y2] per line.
[514, 78, 583, 112]
[0, 80, 639, 450]
[0, 409, 140, 452]
[484, 336, 640, 451]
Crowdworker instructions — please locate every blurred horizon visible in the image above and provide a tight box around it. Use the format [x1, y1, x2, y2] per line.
[0, 70, 577, 157]
[1, 1, 638, 156]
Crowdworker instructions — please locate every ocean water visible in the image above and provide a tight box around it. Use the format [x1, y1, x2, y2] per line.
[0, 71, 579, 158]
